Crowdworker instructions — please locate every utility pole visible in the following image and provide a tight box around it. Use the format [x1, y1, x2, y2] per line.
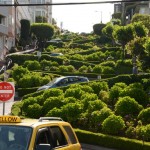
[14, 0, 18, 47]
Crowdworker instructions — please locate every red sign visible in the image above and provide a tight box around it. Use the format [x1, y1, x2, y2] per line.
[0, 82, 15, 102]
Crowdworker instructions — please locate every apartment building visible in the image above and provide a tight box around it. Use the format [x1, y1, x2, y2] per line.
[0, 0, 31, 59]
[114, 0, 150, 24]
[0, 2, 8, 60]
[29, 0, 52, 24]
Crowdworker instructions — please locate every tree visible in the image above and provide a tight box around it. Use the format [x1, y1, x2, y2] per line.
[31, 23, 54, 51]
[19, 19, 31, 48]
[132, 22, 148, 38]
[113, 24, 135, 59]
[93, 23, 106, 36]
[131, 14, 150, 33]
[144, 37, 150, 57]
[102, 23, 115, 46]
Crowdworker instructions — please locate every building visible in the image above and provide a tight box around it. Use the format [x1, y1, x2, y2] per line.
[29, 0, 52, 24]
[114, 0, 150, 24]
[0, 1, 8, 60]
[0, 0, 31, 59]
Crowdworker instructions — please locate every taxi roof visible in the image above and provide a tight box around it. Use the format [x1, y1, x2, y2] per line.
[0, 116, 70, 127]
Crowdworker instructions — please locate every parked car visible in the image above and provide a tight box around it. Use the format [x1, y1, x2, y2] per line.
[50, 53, 63, 57]
[37, 76, 89, 91]
[0, 115, 82, 150]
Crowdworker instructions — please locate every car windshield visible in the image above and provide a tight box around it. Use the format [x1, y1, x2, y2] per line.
[0, 125, 32, 150]
[46, 77, 61, 86]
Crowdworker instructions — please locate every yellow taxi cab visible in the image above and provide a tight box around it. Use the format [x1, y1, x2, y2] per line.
[0, 116, 82, 150]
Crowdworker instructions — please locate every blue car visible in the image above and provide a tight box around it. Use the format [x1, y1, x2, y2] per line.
[37, 76, 89, 91]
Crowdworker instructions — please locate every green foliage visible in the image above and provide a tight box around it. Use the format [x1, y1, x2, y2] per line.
[102, 66, 115, 74]
[61, 103, 83, 124]
[120, 83, 149, 106]
[64, 87, 84, 99]
[12, 66, 29, 83]
[22, 97, 37, 113]
[115, 59, 132, 74]
[26, 104, 42, 118]
[20, 19, 30, 46]
[131, 14, 150, 30]
[89, 81, 109, 96]
[138, 108, 150, 124]
[17, 72, 50, 88]
[46, 107, 62, 117]
[102, 114, 126, 135]
[90, 107, 114, 130]
[31, 23, 54, 41]
[125, 37, 146, 57]
[114, 96, 143, 117]
[87, 100, 106, 113]
[93, 23, 106, 36]
[42, 96, 64, 115]
[24, 60, 41, 70]
[109, 82, 127, 105]
[92, 65, 102, 74]
[132, 22, 148, 38]
[43, 88, 64, 99]
[81, 93, 98, 111]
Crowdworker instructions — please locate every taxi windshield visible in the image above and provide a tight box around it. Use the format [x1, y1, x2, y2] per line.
[0, 125, 32, 150]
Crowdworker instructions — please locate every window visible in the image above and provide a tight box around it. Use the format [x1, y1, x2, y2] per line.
[36, 128, 51, 145]
[50, 126, 67, 148]
[0, 15, 5, 25]
[63, 125, 77, 144]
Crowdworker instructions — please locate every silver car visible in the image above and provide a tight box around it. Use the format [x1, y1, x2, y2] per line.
[37, 76, 89, 91]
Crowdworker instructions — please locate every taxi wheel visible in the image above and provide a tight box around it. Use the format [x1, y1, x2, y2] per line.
[9, 144, 25, 150]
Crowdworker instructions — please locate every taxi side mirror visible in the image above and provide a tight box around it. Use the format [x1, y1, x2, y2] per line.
[36, 144, 52, 150]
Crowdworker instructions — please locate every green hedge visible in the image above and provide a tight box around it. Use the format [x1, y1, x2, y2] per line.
[75, 129, 150, 150]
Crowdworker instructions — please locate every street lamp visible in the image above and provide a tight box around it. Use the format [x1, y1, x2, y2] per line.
[95, 10, 103, 23]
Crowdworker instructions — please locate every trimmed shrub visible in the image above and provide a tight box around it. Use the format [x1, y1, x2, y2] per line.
[24, 60, 41, 70]
[114, 96, 143, 117]
[87, 100, 106, 113]
[81, 93, 98, 111]
[43, 88, 64, 100]
[22, 97, 37, 114]
[12, 66, 29, 83]
[42, 96, 64, 115]
[61, 102, 83, 124]
[90, 107, 114, 131]
[64, 87, 84, 99]
[102, 114, 126, 135]
[88, 81, 109, 96]
[46, 107, 62, 117]
[138, 107, 150, 124]
[120, 85, 149, 106]
[26, 103, 42, 118]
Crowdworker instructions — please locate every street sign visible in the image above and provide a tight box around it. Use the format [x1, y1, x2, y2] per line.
[0, 82, 15, 102]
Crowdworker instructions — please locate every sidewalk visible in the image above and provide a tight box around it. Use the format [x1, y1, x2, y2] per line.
[0, 101, 14, 115]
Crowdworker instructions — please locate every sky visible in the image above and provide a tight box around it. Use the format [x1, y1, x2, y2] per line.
[52, 0, 115, 33]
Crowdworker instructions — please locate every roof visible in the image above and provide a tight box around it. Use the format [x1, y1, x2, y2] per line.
[0, 116, 70, 128]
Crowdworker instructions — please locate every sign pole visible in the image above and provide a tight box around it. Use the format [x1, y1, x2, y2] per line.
[3, 65, 6, 115]
[3, 102, 5, 115]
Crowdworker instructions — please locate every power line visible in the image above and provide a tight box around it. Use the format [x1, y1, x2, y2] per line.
[0, 0, 149, 6]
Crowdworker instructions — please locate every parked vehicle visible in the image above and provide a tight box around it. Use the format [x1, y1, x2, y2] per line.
[37, 76, 89, 91]
[0, 116, 82, 150]
[50, 53, 63, 56]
